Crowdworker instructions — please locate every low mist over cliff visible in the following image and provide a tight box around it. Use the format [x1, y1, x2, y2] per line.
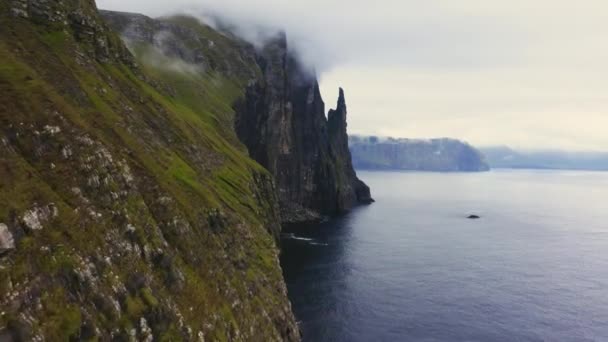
[94, 0, 608, 153]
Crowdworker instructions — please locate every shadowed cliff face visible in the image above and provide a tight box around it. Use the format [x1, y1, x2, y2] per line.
[234, 35, 373, 224]
[328, 89, 374, 208]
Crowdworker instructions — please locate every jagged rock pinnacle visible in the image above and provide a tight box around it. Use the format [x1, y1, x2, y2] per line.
[234, 46, 373, 222]
[338, 87, 346, 110]
[329, 87, 347, 129]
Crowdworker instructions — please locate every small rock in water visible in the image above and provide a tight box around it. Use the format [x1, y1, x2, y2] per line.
[467, 215, 481, 219]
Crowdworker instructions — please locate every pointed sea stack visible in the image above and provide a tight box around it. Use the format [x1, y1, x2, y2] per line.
[328, 88, 374, 207]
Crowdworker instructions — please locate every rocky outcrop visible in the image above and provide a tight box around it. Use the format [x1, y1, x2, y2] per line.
[9, 0, 133, 63]
[328, 89, 374, 207]
[20, 203, 58, 231]
[350, 136, 490, 172]
[0, 224, 15, 255]
[234, 35, 373, 223]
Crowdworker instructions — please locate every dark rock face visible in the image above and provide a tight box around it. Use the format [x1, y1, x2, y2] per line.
[234, 35, 372, 223]
[350, 136, 490, 172]
[328, 89, 374, 206]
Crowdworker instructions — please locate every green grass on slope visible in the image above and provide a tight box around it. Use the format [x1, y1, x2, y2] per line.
[0, 10, 290, 340]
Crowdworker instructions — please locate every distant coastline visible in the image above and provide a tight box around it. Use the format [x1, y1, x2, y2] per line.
[349, 135, 490, 172]
[480, 146, 608, 171]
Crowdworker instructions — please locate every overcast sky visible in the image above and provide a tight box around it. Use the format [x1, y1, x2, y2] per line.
[97, 0, 608, 151]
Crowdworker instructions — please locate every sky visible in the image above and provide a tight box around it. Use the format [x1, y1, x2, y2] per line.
[97, 0, 608, 151]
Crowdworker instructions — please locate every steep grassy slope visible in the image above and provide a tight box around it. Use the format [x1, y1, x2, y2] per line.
[101, 11, 373, 224]
[0, 1, 298, 340]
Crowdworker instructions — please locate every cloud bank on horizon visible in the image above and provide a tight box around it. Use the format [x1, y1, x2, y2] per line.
[97, 0, 608, 151]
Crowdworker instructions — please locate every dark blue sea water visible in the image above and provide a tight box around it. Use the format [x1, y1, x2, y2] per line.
[280, 170, 608, 342]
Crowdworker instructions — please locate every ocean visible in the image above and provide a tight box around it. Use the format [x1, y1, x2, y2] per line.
[281, 170, 608, 341]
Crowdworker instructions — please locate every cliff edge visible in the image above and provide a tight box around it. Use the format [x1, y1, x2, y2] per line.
[234, 36, 373, 223]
